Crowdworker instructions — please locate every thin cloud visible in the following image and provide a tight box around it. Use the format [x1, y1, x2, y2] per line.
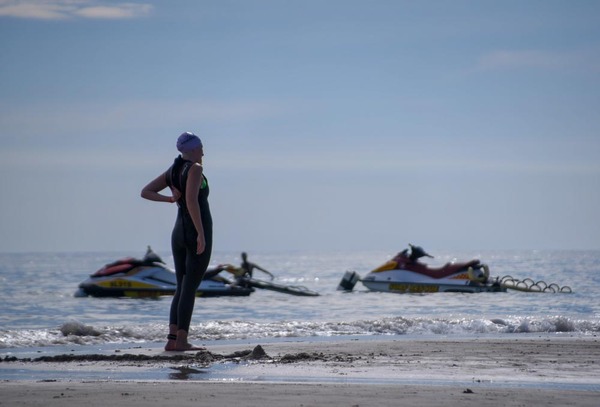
[476, 48, 600, 73]
[0, 0, 152, 20]
[478, 50, 565, 70]
[0, 98, 289, 139]
[204, 149, 600, 177]
[74, 3, 152, 19]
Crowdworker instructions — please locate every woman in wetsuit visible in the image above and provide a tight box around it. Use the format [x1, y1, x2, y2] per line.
[141, 132, 212, 351]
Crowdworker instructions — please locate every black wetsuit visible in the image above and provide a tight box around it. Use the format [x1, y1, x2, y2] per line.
[167, 156, 213, 332]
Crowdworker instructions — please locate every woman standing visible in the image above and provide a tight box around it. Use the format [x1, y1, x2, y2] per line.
[141, 132, 212, 351]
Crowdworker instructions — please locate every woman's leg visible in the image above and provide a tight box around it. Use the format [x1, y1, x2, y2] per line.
[170, 230, 211, 350]
[166, 218, 186, 351]
[174, 246, 210, 350]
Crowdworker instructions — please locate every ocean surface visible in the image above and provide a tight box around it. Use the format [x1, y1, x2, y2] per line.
[1, 249, 599, 350]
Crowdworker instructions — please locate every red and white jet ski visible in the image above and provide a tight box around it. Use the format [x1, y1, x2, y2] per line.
[338, 244, 505, 294]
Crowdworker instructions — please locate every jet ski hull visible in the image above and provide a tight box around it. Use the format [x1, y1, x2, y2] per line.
[361, 279, 505, 293]
[360, 270, 506, 294]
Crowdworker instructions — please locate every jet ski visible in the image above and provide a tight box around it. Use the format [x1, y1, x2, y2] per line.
[76, 247, 254, 298]
[338, 244, 506, 294]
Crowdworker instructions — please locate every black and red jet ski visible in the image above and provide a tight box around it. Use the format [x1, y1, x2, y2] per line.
[76, 247, 254, 298]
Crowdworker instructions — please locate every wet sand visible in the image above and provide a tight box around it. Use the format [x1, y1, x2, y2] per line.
[2, 336, 599, 406]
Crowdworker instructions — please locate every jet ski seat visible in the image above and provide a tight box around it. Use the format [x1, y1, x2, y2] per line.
[409, 259, 481, 279]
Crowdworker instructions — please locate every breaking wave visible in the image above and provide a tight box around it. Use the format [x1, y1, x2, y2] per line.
[1, 316, 598, 349]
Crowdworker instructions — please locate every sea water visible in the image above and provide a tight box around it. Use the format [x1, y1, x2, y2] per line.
[0, 249, 599, 349]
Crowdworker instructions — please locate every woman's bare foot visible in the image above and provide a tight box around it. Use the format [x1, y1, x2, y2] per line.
[164, 332, 178, 351]
[175, 343, 206, 351]
[172, 329, 205, 351]
[164, 339, 178, 351]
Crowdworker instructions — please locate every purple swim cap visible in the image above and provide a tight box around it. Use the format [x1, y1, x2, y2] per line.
[176, 132, 203, 153]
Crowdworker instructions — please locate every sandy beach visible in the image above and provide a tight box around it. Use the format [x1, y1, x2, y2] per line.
[2, 336, 599, 406]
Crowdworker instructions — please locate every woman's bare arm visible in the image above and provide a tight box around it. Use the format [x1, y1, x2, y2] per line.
[141, 171, 180, 203]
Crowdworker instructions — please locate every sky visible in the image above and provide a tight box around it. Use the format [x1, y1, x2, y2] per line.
[0, 0, 599, 254]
